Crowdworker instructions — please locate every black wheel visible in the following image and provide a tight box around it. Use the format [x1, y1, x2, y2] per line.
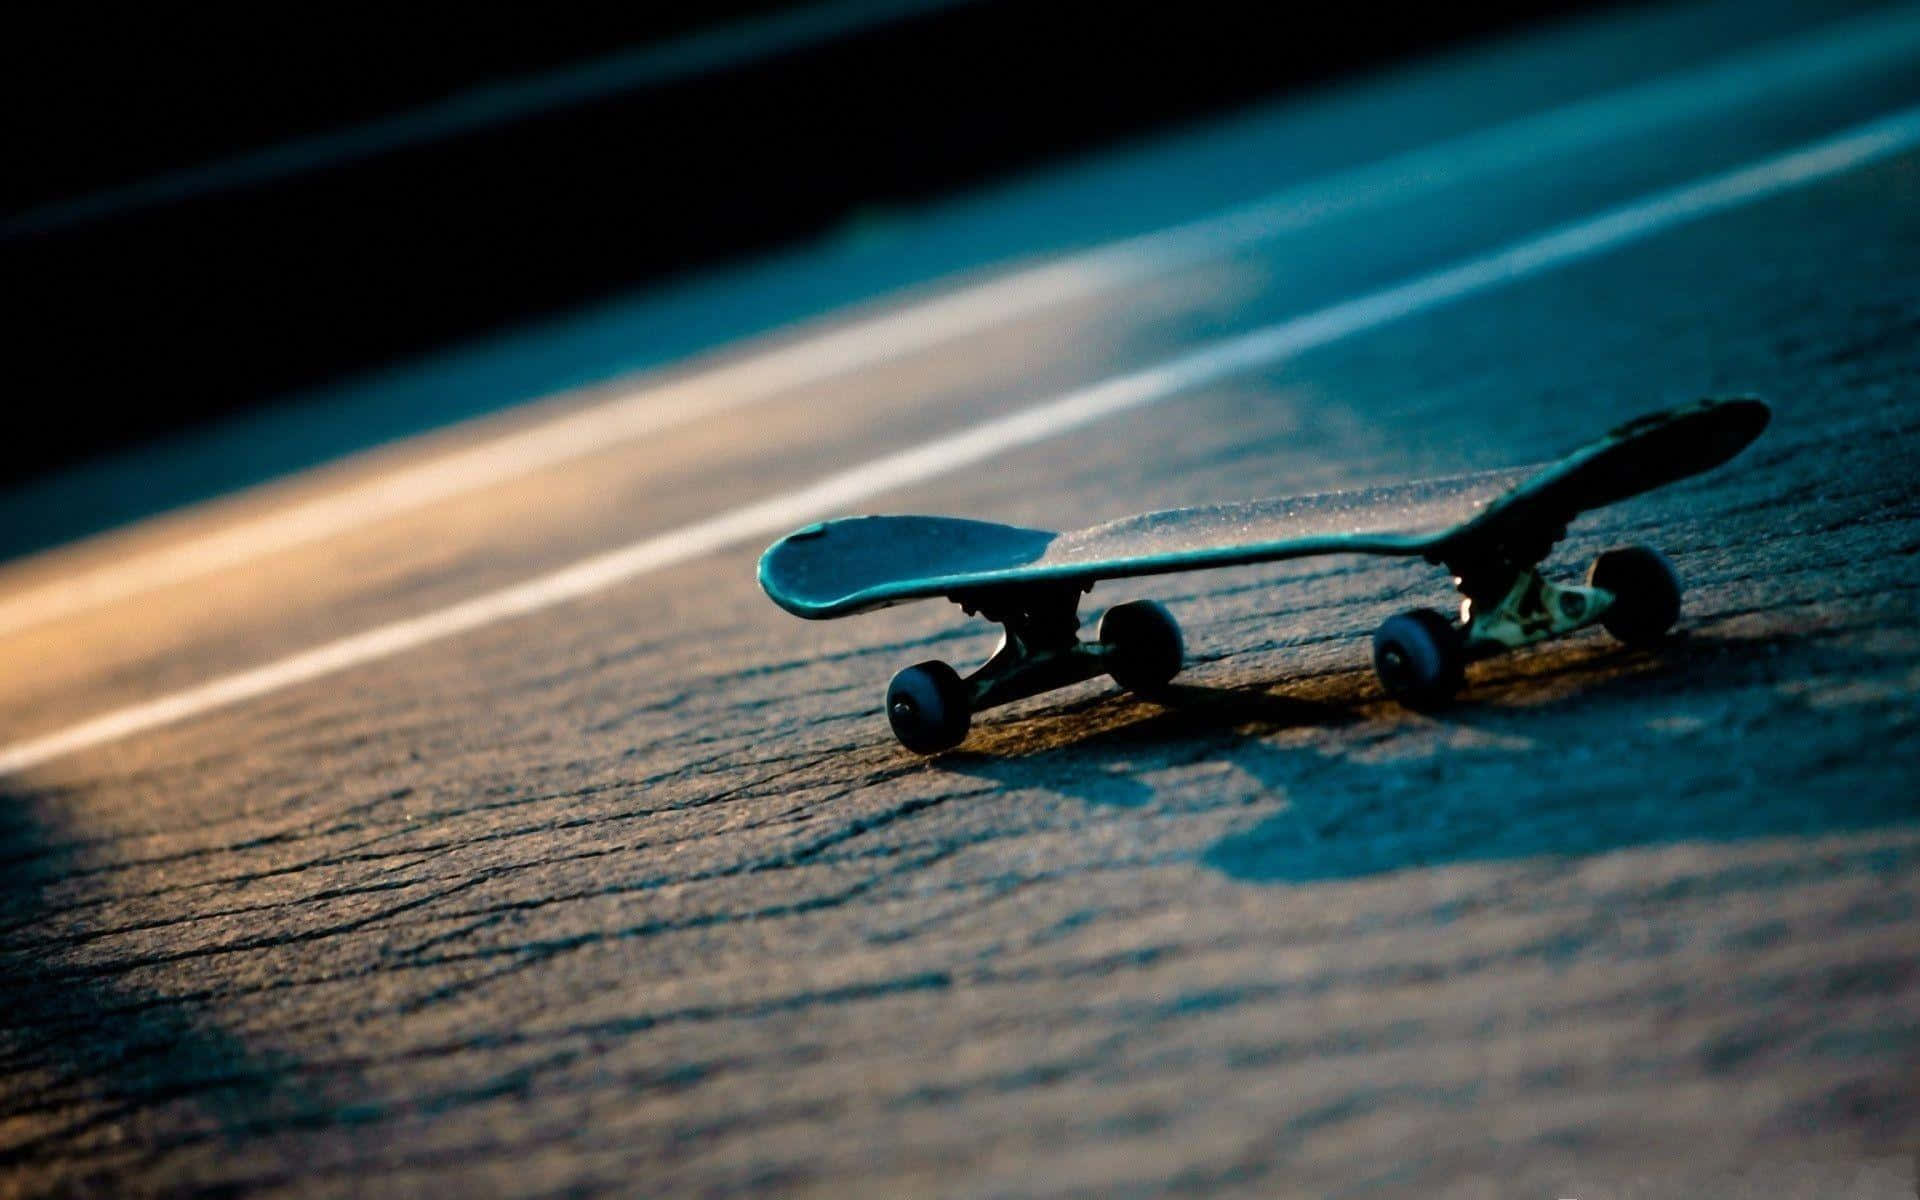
[1372, 608, 1465, 707]
[886, 660, 971, 754]
[1098, 600, 1184, 694]
[1586, 545, 1681, 647]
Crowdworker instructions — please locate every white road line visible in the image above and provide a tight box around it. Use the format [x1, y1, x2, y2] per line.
[4, 5, 1919, 639]
[5, 107, 1918, 776]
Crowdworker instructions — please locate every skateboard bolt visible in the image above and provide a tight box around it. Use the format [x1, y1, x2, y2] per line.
[892, 699, 917, 719]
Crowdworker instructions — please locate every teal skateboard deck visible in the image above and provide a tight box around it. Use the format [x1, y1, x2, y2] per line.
[760, 398, 1771, 753]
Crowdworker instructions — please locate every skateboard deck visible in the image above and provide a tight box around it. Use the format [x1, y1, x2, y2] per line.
[759, 397, 1771, 752]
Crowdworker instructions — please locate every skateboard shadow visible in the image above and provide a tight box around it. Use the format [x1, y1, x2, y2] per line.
[1207, 629, 1919, 883]
[937, 681, 1360, 810]
[941, 630, 1918, 885]
[0, 784, 328, 1175]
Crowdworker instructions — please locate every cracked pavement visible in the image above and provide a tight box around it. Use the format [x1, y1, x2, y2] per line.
[3, 4, 1918, 1196]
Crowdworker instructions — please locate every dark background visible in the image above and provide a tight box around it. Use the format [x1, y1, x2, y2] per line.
[5, 1, 1619, 499]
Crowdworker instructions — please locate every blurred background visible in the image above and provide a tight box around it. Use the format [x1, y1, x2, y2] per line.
[4, 0, 1612, 562]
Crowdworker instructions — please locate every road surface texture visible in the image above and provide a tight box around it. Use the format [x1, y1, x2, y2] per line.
[3, 2, 1918, 1196]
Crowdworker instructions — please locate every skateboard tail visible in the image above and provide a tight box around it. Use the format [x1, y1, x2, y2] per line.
[1438, 396, 1770, 560]
[758, 514, 1058, 619]
[1544, 396, 1769, 514]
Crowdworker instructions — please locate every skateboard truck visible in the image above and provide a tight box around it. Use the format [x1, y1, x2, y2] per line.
[949, 583, 1100, 712]
[1457, 567, 1614, 652]
[1443, 529, 1614, 652]
[883, 583, 1184, 754]
[1372, 539, 1682, 707]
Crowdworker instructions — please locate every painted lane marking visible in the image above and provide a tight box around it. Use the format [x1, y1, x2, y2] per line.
[4, 106, 1918, 775]
[3, 6, 1919, 638]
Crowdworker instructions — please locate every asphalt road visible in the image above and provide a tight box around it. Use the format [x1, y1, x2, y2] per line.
[4, 3, 1919, 1196]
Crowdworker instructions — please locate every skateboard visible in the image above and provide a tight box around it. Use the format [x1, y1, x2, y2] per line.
[759, 397, 1771, 753]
